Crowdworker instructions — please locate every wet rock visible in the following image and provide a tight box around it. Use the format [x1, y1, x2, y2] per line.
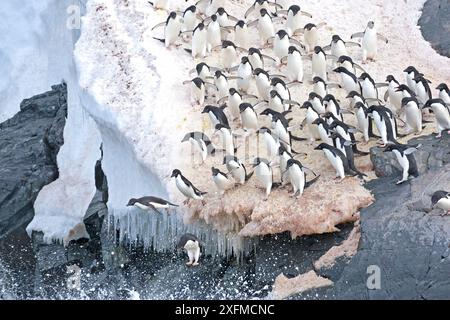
[419, 0, 450, 58]
[0, 83, 67, 238]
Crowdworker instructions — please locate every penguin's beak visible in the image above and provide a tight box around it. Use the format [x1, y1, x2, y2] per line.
[313, 146, 320, 150]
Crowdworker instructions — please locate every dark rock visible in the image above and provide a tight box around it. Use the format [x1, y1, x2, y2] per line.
[0, 83, 67, 238]
[419, 0, 450, 58]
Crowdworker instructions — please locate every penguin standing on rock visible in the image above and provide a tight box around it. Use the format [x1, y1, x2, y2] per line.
[253, 157, 277, 200]
[401, 97, 423, 135]
[382, 143, 420, 185]
[212, 167, 234, 194]
[431, 191, 450, 215]
[177, 234, 201, 266]
[223, 156, 253, 185]
[286, 159, 319, 198]
[171, 169, 207, 203]
[436, 83, 450, 104]
[183, 77, 211, 106]
[314, 143, 362, 180]
[181, 131, 221, 162]
[422, 99, 450, 138]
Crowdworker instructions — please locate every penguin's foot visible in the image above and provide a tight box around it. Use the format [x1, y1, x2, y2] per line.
[192, 262, 199, 266]
[396, 179, 407, 185]
[186, 261, 193, 266]
[436, 133, 442, 138]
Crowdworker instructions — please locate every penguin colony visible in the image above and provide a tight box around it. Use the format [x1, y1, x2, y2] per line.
[130, 0, 450, 266]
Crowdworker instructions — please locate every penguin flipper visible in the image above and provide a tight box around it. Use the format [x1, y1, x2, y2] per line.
[290, 134, 307, 141]
[351, 32, 364, 39]
[305, 175, 320, 188]
[245, 171, 254, 182]
[152, 37, 165, 43]
[184, 48, 192, 54]
[148, 204, 162, 215]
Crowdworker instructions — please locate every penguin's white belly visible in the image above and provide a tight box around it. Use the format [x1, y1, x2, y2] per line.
[436, 198, 450, 211]
[312, 100, 325, 114]
[258, 18, 274, 44]
[323, 149, 345, 178]
[256, 165, 272, 188]
[274, 38, 289, 61]
[230, 166, 246, 184]
[318, 126, 332, 145]
[176, 176, 200, 199]
[198, 67, 210, 81]
[150, 202, 170, 209]
[207, 24, 221, 50]
[269, 97, 284, 113]
[222, 47, 237, 69]
[439, 91, 450, 104]
[289, 166, 305, 194]
[192, 31, 207, 58]
[241, 109, 258, 130]
[219, 131, 234, 155]
[432, 106, 450, 130]
[265, 135, 280, 158]
[249, 55, 263, 70]
[190, 138, 207, 161]
[235, 26, 249, 49]
[228, 95, 242, 119]
[362, 30, 377, 59]
[341, 74, 358, 93]
[356, 110, 369, 141]
[286, 13, 301, 36]
[274, 123, 290, 147]
[388, 86, 403, 111]
[214, 174, 232, 191]
[183, 13, 197, 32]
[287, 53, 303, 82]
[312, 55, 327, 81]
[405, 107, 422, 132]
[304, 30, 318, 51]
[337, 127, 351, 141]
[237, 65, 252, 92]
[191, 84, 205, 104]
[314, 83, 327, 98]
[184, 240, 199, 251]
[415, 84, 428, 105]
[215, 78, 229, 99]
[332, 42, 347, 59]
[256, 77, 270, 100]
[393, 150, 409, 172]
[165, 20, 181, 46]
[361, 80, 377, 99]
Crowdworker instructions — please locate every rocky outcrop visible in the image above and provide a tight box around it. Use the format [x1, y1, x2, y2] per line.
[419, 0, 450, 58]
[0, 83, 67, 238]
[316, 133, 450, 299]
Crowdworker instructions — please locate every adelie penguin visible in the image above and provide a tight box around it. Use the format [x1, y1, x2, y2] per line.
[231, 20, 250, 49]
[285, 159, 320, 198]
[384, 75, 403, 114]
[213, 70, 239, 101]
[351, 21, 388, 63]
[383, 143, 420, 185]
[336, 55, 366, 75]
[330, 132, 367, 178]
[181, 131, 221, 162]
[248, 47, 276, 70]
[258, 127, 283, 159]
[214, 123, 236, 156]
[183, 77, 212, 106]
[181, 6, 202, 38]
[312, 76, 340, 98]
[323, 35, 361, 65]
[127, 196, 178, 214]
[436, 83, 450, 105]
[431, 191, 450, 215]
[253, 68, 272, 100]
[333, 66, 361, 95]
[253, 157, 278, 200]
[353, 101, 377, 143]
[367, 105, 399, 146]
[211, 167, 234, 194]
[300, 101, 321, 142]
[401, 97, 423, 135]
[214, 40, 246, 70]
[323, 94, 346, 123]
[311, 46, 329, 81]
[271, 77, 293, 111]
[359, 72, 387, 100]
[248, 9, 276, 47]
[202, 105, 230, 128]
[279, 5, 312, 36]
[151, 11, 182, 48]
[244, 0, 282, 19]
[239, 103, 260, 132]
[271, 29, 304, 66]
[171, 169, 207, 203]
[206, 14, 223, 53]
[314, 143, 364, 181]
[190, 62, 216, 82]
[284, 46, 303, 83]
[423, 99, 450, 138]
[403, 66, 422, 92]
[236, 56, 253, 93]
[185, 22, 207, 58]
[311, 117, 333, 145]
[412, 75, 432, 106]
[223, 155, 253, 185]
[301, 23, 327, 53]
[177, 234, 201, 266]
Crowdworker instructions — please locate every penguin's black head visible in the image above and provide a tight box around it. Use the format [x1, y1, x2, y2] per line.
[239, 103, 253, 112]
[304, 23, 316, 30]
[253, 68, 266, 76]
[436, 83, 449, 91]
[288, 46, 298, 54]
[354, 102, 366, 110]
[395, 84, 412, 93]
[222, 40, 236, 49]
[323, 94, 336, 103]
[337, 55, 352, 64]
[241, 56, 250, 64]
[127, 198, 137, 206]
[313, 76, 325, 84]
[359, 72, 371, 80]
[229, 87, 239, 95]
[314, 46, 323, 54]
[277, 30, 288, 39]
[332, 35, 342, 43]
[169, 11, 177, 19]
[278, 144, 288, 155]
[333, 66, 346, 74]
[171, 169, 181, 178]
[260, 108, 273, 116]
[223, 155, 238, 165]
[202, 105, 214, 114]
[181, 132, 193, 142]
[271, 77, 285, 86]
[197, 22, 205, 30]
[249, 47, 261, 56]
[211, 167, 221, 176]
[215, 70, 224, 78]
[314, 143, 327, 150]
[185, 5, 196, 14]
[215, 123, 230, 132]
[311, 118, 323, 125]
[401, 97, 416, 107]
[289, 5, 301, 15]
[211, 14, 218, 22]
[252, 157, 263, 167]
[322, 111, 335, 119]
[260, 8, 269, 16]
[286, 158, 298, 169]
[385, 75, 398, 84]
[403, 66, 415, 73]
[367, 21, 375, 28]
[346, 91, 360, 99]
[383, 144, 396, 153]
[270, 90, 279, 99]
[308, 92, 322, 101]
[258, 127, 271, 135]
[301, 101, 313, 109]
[217, 7, 225, 15]
[236, 20, 245, 28]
